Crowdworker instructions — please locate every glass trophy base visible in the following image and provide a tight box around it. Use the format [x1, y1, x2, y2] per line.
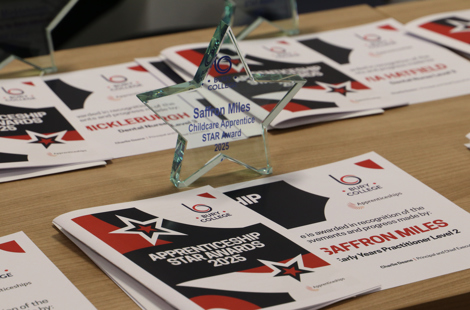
[170, 131, 272, 188]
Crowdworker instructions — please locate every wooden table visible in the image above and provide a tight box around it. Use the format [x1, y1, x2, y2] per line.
[1, 2, 470, 309]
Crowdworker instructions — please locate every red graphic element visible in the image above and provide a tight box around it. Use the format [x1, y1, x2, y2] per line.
[0, 240, 25, 253]
[2, 131, 84, 141]
[349, 81, 369, 90]
[355, 159, 384, 169]
[137, 225, 157, 234]
[327, 85, 355, 96]
[22, 81, 35, 86]
[73, 215, 171, 254]
[240, 253, 329, 273]
[305, 81, 369, 91]
[62, 130, 85, 141]
[128, 65, 147, 72]
[198, 192, 217, 199]
[420, 21, 470, 44]
[262, 101, 311, 112]
[347, 202, 364, 210]
[191, 295, 260, 310]
[277, 40, 290, 45]
[332, 87, 347, 94]
[34, 137, 60, 148]
[305, 85, 326, 90]
[282, 266, 303, 277]
[378, 24, 398, 31]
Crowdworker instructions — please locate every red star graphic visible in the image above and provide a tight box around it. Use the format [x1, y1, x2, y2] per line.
[282, 266, 303, 277]
[137, 225, 157, 234]
[37, 137, 54, 147]
[270, 259, 313, 281]
[30, 134, 63, 149]
[328, 85, 353, 96]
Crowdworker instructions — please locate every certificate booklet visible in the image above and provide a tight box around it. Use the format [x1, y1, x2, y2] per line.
[405, 9, 470, 57]
[0, 231, 96, 309]
[295, 18, 470, 104]
[0, 161, 105, 183]
[0, 77, 108, 169]
[53, 187, 378, 310]
[43, 63, 178, 158]
[220, 152, 470, 290]
[141, 37, 399, 129]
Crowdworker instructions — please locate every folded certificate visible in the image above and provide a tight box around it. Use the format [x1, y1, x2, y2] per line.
[43, 62, 178, 159]
[54, 186, 378, 309]
[0, 161, 106, 183]
[0, 77, 110, 169]
[220, 152, 470, 290]
[406, 9, 470, 57]
[295, 18, 470, 104]
[0, 231, 96, 309]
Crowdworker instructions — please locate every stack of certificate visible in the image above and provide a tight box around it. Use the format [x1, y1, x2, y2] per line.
[4, 15, 470, 183]
[52, 152, 470, 309]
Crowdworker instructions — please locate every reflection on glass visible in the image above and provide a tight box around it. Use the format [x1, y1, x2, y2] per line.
[137, 12, 305, 188]
[225, 0, 299, 40]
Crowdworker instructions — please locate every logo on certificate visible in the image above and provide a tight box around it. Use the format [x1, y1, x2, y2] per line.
[329, 174, 362, 185]
[182, 203, 213, 213]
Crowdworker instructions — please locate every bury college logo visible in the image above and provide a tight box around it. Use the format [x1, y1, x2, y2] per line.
[214, 56, 232, 74]
[355, 33, 395, 48]
[182, 203, 213, 213]
[101, 74, 128, 83]
[329, 174, 362, 185]
[2, 87, 24, 95]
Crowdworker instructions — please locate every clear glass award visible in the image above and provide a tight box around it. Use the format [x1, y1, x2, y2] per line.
[137, 9, 305, 188]
[0, 0, 78, 75]
[226, 0, 299, 40]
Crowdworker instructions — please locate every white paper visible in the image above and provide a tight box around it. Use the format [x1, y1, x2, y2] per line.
[42, 62, 178, 158]
[0, 161, 106, 183]
[53, 186, 378, 310]
[0, 77, 110, 169]
[219, 152, 470, 290]
[0, 231, 96, 309]
[295, 18, 470, 104]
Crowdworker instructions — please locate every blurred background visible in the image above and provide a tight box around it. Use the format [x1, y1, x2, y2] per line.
[52, 0, 411, 50]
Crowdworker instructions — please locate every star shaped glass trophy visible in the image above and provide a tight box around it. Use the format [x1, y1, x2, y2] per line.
[225, 0, 299, 40]
[0, 0, 78, 75]
[137, 7, 305, 188]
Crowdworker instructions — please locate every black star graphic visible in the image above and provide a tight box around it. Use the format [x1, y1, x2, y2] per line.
[327, 85, 354, 96]
[29, 135, 63, 149]
[272, 260, 313, 282]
